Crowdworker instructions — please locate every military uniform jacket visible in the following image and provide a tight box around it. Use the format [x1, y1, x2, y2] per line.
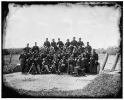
[71, 40, 77, 46]
[57, 41, 64, 47]
[44, 41, 50, 48]
[85, 45, 92, 53]
[27, 53, 33, 59]
[32, 46, 39, 53]
[51, 42, 57, 48]
[19, 53, 27, 61]
[77, 41, 84, 46]
[24, 47, 31, 53]
[65, 42, 70, 47]
[90, 52, 98, 61]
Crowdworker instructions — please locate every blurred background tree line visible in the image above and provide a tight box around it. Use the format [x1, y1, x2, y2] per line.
[3, 46, 120, 55]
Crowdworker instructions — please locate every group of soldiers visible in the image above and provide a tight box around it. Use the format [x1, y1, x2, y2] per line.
[19, 37, 99, 76]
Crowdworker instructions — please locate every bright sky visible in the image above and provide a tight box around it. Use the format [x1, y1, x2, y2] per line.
[4, 4, 121, 49]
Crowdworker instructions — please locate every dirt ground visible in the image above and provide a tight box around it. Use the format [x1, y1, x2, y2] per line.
[4, 72, 97, 91]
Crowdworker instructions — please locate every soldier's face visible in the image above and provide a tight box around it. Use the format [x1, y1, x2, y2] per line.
[27, 44, 29, 47]
[35, 43, 37, 46]
[79, 38, 81, 41]
[46, 38, 48, 41]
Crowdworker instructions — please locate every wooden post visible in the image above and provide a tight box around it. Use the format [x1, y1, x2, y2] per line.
[9, 54, 12, 64]
[101, 53, 109, 70]
[111, 53, 120, 70]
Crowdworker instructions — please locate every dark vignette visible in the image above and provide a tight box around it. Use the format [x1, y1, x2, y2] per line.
[1, 1, 123, 98]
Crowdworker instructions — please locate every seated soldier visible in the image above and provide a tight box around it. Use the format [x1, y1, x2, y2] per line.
[74, 54, 87, 76]
[42, 58, 51, 73]
[58, 56, 67, 74]
[74, 56, 81, 76]
[50, 56, 59, 74]
[67, 55, 75, 75]
[35, 55, 43, 74]
[27, 55, 37, 74]
[47, 52, 53, 68]
[83, 52, 90, 73]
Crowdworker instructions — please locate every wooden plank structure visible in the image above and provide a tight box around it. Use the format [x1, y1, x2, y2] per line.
[111, 53, 120, 70]
[101, 53, 109, 70]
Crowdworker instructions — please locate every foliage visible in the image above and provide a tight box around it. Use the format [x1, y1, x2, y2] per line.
[2, 46, 120, 55]
[96, 46, 120, 55]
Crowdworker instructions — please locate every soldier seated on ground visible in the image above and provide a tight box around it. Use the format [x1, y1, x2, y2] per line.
[67, 55, 75, 75]
[74, 54, 87, 76]
[42, 58, 51, 73]
[35, 55, 43, 74]
[27, 55, 38, 74]
[58, 56, 67, 74]
[50, 57, 58, 74]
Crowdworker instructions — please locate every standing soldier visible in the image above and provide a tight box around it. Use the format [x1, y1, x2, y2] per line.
[32, 42, 39, 53]
[85, 42, 92, 54]
[90, 49, 98, 74]
[57, 38, 64, 49]
[19, 49, 27, 74]
[44, 38, 51, 49]
[51, 39, 57, 51]
[77, 38, 84, 47]
[71, 37, 78, 47]
[65, 39, 70, 47]
[26, 49, 33, 72]
[24, 43, 31, 53]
